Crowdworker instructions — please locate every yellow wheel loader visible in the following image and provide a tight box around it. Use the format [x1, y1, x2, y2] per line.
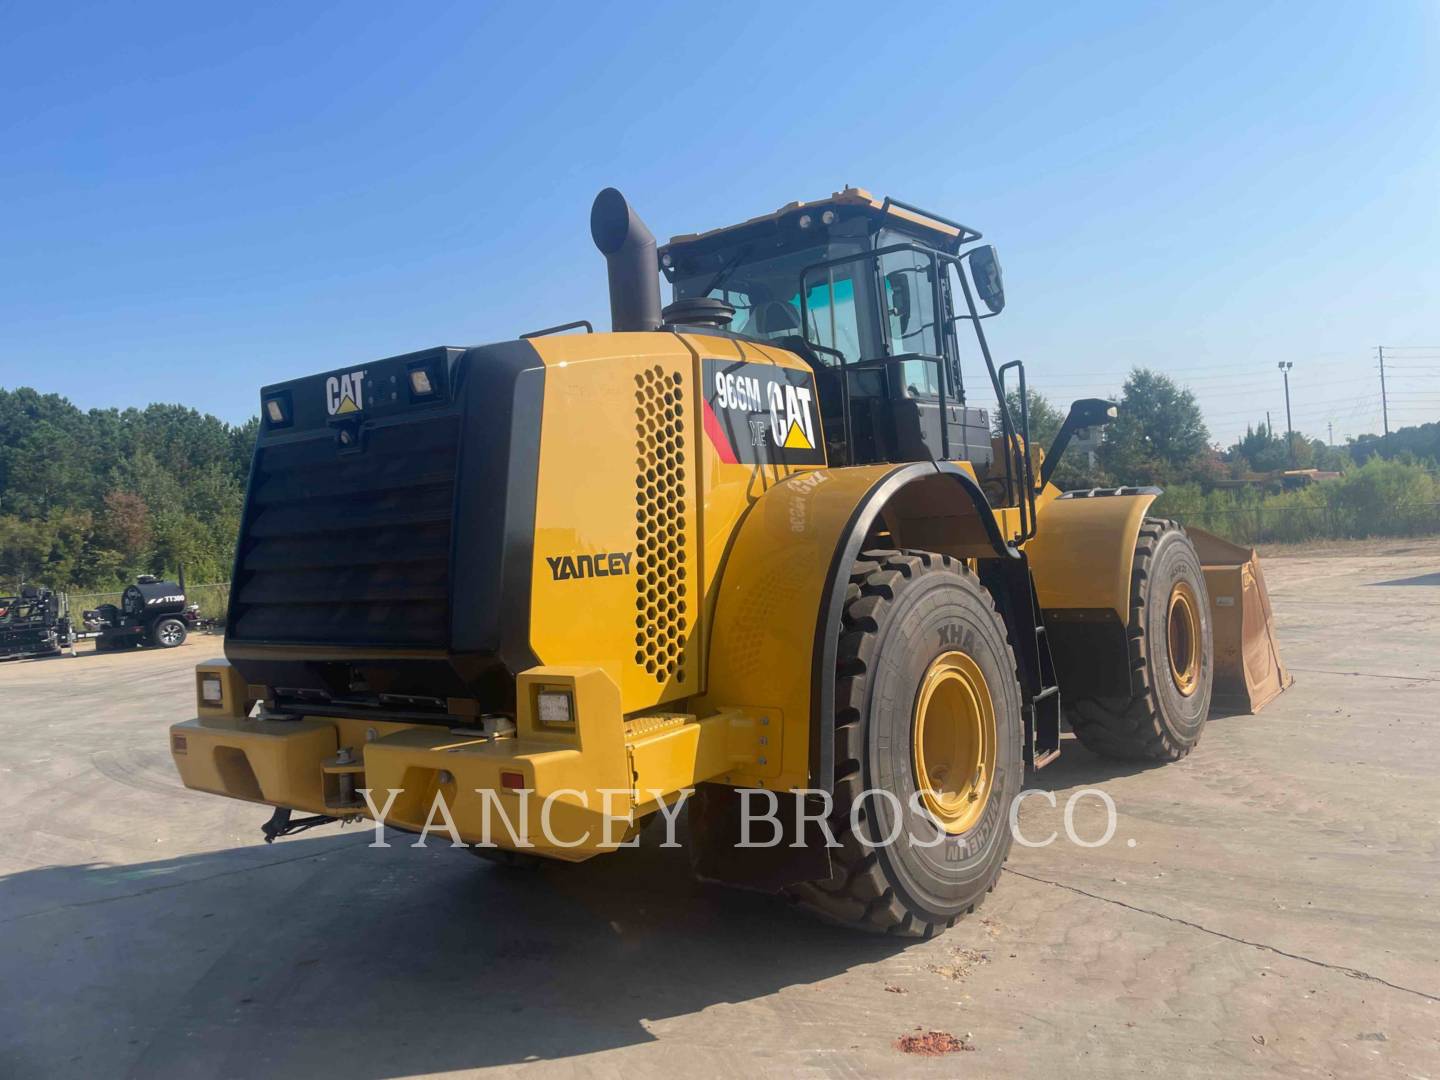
[170, 186, 1284, 936]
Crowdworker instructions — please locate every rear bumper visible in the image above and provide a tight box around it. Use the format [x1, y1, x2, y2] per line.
[171, 663, 758, 860]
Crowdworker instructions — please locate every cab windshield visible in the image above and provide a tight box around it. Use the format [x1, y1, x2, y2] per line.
[671, 239, 869, 363]
[669, 227, 955, 400]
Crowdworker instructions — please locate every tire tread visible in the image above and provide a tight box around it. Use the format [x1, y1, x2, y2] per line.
[1068, 518, 1203, 762]
[785, 549, 1011, 937]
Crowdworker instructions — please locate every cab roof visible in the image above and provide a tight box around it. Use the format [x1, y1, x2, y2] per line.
[660, 187, 981, 257]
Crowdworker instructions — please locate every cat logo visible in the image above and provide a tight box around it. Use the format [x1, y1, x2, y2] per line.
[325, 369, 369, 415]
[769, 381, 816, 450]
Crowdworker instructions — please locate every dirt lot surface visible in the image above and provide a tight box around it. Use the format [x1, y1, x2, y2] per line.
[2, 541, 1438, 1078]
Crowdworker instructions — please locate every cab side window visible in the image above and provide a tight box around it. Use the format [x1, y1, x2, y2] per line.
[799, 271, 863, 366]
[879, 246, 942, 397]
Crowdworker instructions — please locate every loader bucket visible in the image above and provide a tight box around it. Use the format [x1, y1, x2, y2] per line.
[1185, 526, 1292, 713]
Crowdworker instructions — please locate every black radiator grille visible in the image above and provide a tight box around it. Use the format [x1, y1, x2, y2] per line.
[229, 417, 459, 646]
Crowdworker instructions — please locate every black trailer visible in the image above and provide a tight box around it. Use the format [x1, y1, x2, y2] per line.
[0, 585, 76, 660]
[85, 576, 197, 651]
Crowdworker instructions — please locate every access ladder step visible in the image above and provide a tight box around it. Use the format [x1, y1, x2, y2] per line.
[1032, 748, 1062, 769]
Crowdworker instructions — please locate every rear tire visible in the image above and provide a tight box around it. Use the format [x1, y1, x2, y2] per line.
[1069, 519, 1213, 761]
[786, 550, 1023, 937]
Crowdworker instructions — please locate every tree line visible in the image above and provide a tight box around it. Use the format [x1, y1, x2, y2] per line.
[2, 366, 1437, 594]
[1005, 368, 1440, 543]
[1006, 367, 1440, 491]
[0, 388, 256, 591]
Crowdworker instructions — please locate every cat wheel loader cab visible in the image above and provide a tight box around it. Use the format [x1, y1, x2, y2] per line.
[170, 186, 1285, 936]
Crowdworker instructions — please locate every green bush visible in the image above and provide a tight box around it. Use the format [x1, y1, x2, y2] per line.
[1153, 459, 1440, 544]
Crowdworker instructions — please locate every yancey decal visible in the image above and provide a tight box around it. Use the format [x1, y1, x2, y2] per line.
[702, 359, 826, 467]
[325, 369, 369, 415]
[547, 551, 634, 581]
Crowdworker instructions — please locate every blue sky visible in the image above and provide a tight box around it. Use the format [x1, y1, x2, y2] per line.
[2, 1, 1436, 445]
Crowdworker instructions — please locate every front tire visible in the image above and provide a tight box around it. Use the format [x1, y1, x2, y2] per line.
[1069, 519, 1213, 761]
[786, 550, 1023, 937]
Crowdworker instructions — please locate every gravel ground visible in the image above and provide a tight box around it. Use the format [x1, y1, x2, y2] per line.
[1, 540, 1437, 1078]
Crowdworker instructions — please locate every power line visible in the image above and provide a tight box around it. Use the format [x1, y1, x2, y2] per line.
[1199, 395, 1382, 417]
[1026, 346, 1437, 445]
[1379, 346, 1389, 435]
[1376, 346, 1440, 435]
[1020, 357, 1374, 381]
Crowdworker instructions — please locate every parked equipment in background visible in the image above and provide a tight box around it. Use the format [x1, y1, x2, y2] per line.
[169, 186, 1289, 936]
[0, 584, 75, 660]
[86, 575, 196, 651]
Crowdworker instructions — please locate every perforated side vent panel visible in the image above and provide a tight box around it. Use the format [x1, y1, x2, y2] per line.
[633, 365, 689, 684]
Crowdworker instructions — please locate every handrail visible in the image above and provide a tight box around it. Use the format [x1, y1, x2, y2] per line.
[877, 196, 984, 245]
[997, 360, 1038, 541]
[520, 319, 594, 340]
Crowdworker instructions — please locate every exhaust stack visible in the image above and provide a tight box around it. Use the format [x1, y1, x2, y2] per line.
[590, 187, 662, 332]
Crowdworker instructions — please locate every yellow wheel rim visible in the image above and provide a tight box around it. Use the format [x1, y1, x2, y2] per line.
[912, 650, 996, 835]
[1167, 580, 1201, 697]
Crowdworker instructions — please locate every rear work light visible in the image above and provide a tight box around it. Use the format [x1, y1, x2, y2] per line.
[406, 362, 441, 402]
[262, 390, 293, 428]
[536, 689, 575, 730]
[200, 674, 223, 704]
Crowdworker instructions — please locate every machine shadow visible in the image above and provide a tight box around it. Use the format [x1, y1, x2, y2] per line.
[2, 828, 908, 1076]
[0, 651, 76, 666]
[1040, 701, 1262, 792]
[1028, 733, 1168, 791]
[1369, 572, 1440, 587]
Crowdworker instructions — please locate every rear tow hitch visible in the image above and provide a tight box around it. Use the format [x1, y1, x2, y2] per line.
[261, 807, 337, 843]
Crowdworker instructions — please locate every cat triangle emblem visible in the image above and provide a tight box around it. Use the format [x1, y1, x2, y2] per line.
[783, 419, 813, 450]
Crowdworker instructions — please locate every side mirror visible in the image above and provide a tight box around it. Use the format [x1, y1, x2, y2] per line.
[885, 270, 912, 332]
[966, 245, 1005, 314]
[1040, 399, 1117, 488]
[1067, 398, 1118, 429]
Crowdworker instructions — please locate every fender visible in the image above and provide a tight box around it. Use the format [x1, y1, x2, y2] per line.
[697, 460, 1018, 793]
[1026, 486, 1162, 699]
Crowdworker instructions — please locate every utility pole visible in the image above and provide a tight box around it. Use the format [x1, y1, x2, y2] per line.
[1328, 421, 1333, 447]
[1378, 346, 1389, 435]
[1266, 410, 1273, 438]
[1278, 362, 1295, 466]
